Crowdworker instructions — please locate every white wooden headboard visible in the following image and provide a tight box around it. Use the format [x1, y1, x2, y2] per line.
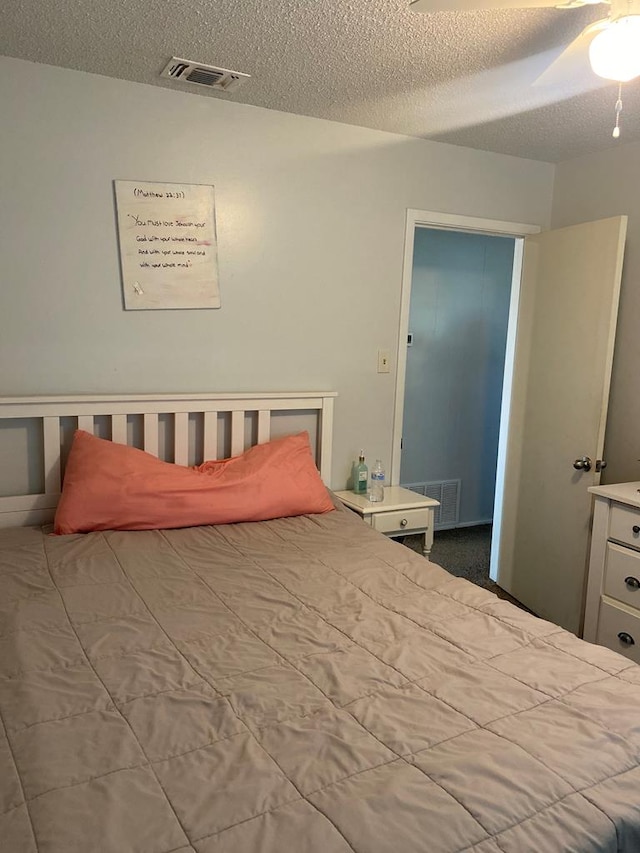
[0, 392, 337, 529]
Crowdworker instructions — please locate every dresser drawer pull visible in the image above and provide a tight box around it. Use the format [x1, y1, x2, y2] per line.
[400, 518, 408, 528]
[617, 631, 636, 647]
[633, 525, 640, 535]
[625, 576, 640, 590]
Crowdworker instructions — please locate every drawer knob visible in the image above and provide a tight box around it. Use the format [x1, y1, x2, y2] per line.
[400, 518, 408, 528]
[633, 525, 640, 535]
[617, 631, 636, 647]
[625, 576, 640, 590]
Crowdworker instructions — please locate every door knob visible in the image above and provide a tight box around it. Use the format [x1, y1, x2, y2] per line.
[573, 456, 592, 471]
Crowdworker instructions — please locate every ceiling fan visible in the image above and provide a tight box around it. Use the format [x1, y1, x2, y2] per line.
[411, 0, 640, 84]
[411, 0, 640, 135]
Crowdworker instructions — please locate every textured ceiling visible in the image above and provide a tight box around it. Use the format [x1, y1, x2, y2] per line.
[3, 0, 640, 162]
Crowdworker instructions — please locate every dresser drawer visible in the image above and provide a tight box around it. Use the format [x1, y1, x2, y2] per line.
[372, 507, 430, 536]
[609, 504, 640, 550]
[596, 599, 640, 664]
[603, 542, 640, 609]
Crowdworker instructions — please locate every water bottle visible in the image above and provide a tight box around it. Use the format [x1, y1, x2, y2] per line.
[369, 459, 385, 502]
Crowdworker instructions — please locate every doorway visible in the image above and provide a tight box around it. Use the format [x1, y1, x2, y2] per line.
[392, 209, 539, 588]
[400, 227, 516, 544]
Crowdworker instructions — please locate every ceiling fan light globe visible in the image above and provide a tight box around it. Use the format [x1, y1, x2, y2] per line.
[588, 16, 640, 81]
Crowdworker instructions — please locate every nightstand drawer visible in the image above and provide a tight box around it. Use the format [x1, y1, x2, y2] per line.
[372, 507, 430, 535]
[596, 599, 640, 664]
[609, 504, 640, 550]
[604, 542, 640, 609]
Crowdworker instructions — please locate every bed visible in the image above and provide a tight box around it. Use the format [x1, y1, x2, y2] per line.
[1, 392, 639, 853]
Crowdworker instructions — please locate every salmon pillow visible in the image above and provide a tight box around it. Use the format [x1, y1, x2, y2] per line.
[54, 430, 334, 534]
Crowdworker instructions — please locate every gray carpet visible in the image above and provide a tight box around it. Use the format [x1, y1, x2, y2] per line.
[403, 524, 530, 611]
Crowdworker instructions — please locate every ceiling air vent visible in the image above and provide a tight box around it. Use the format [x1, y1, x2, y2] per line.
[160, 57, 250, 93]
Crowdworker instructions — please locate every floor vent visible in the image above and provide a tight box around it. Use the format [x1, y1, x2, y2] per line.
[160, 57, 250, 93]
[402, 479, 461, 529]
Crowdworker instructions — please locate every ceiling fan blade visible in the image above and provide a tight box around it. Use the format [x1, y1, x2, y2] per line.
[411, 0, 587, 10]
[533, 19, 609, 88]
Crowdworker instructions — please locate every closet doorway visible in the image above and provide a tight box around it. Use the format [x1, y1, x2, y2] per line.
[399, 227, 516, 536]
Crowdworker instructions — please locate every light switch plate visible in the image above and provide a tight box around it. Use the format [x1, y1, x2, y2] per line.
[377, 349, 391, 373]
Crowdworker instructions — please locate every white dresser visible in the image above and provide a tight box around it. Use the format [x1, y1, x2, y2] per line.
[583, 482, 640, 663]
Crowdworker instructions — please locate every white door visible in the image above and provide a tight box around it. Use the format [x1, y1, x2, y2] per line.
[493, 216, 627, 635]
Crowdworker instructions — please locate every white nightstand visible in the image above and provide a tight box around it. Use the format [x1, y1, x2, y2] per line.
[334, 486, 440, 557]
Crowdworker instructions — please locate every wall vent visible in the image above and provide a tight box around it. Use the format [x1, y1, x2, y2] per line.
[160, 57, 250, 93]
[402, 479, 461, 529]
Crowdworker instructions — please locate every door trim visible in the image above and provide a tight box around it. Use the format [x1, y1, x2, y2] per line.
[391, 209, 541, 490]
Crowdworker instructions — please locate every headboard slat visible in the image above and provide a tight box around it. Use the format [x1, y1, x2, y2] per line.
[230, 411, 244, 457]
[111, 415, 127, 445]
[257, 410, 270, 445]
[203, 411, 217, 460]
[174, 412, 189, 466]
[77, 415, 94, 434]
[43, 417, 62, 494]
[143, 413, 159, 457]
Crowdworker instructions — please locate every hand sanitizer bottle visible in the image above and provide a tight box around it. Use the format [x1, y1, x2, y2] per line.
[353, 451, 368, 495]
[369, 459, 385, 502]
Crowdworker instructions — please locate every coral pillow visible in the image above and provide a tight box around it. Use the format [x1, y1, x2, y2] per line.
[53, 430, 334, 534]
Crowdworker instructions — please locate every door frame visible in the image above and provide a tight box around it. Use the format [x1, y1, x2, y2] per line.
[391, 209, 541, 573]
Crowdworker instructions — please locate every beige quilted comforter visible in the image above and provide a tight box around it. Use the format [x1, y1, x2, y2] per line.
[1, 504, 640, 853]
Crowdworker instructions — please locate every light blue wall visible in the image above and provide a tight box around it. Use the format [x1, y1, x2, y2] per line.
[0, 57, 554, 491]
[401, 228, 515, 525]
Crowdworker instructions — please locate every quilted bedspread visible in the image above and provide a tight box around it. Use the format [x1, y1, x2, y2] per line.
[1, 504, 640, 853]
